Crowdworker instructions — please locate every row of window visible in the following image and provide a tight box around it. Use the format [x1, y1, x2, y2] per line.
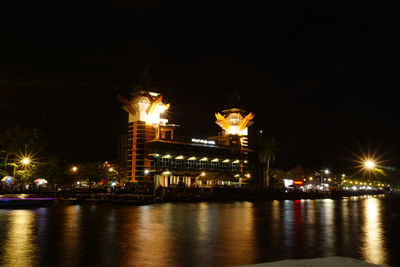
[157, 158, 242, 172]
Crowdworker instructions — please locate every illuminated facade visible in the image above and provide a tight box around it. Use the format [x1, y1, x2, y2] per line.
[213, 108, 254, 147]
[119, 91, 170, 182]
[120, 90, 254, 186]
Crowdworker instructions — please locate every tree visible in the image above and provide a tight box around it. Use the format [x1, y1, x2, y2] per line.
[270, 168, 286, 187]
[32, 157, 73, 185]
[257, 136, 279, 188]
[78, 162, 107, 186]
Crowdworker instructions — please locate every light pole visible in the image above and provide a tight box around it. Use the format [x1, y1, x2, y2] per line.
[319, 169, 330, 185]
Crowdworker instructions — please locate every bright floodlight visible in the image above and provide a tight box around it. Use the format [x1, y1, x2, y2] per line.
[324, 169, 330, 174]
[364, 160, 376, 169]
[21, 157, 30, 165]
[72, 166, 78, 172]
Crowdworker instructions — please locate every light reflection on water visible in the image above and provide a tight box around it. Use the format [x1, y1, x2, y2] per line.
[2, 210, 37, 267]
[362, 197, 387, 265]
[0, 196, 398, 267]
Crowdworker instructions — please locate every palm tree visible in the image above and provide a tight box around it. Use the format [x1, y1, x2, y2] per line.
[257, 137, 279, 188]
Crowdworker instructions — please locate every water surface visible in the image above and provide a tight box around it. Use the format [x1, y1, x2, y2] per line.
[1, 196, 400, 267]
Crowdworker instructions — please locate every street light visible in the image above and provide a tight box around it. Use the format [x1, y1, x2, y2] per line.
[21, 157, 31, 165]
[71, 166, 78, 172]
[364, 160, 376, 170]
[319, 169, 330, 185]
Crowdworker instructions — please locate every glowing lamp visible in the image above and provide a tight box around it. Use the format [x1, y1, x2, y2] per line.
[364, 160, 376, 169]
[21, 158, 30, 165]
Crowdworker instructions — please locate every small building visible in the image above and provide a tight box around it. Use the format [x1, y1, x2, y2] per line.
[119, 90, 254, 187]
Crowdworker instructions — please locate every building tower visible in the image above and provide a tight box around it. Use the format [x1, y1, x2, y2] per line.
[213, 108, 254, 148]
[118, 91, 170, 182]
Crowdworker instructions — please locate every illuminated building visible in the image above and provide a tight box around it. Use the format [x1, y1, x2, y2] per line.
[119, 91, 170, 182]
[120, 90, 254, 186]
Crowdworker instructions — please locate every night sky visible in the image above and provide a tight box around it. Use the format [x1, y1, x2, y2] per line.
[1, 2, 399, 171]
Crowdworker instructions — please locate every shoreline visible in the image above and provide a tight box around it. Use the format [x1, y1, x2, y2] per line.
[1, 189, 396, 207]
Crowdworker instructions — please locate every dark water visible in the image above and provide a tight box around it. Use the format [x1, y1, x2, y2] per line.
[1, 195, 400, 267]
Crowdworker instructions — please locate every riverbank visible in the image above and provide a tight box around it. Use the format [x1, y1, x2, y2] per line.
[1, 187, 396, 206]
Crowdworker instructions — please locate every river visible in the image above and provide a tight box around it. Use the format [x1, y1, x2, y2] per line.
[1, 195, 399, 267]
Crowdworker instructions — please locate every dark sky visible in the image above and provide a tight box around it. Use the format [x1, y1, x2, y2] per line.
[1, 1, 399, 171]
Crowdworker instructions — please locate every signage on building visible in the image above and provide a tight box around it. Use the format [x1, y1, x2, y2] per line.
[191, 138, 216, 145]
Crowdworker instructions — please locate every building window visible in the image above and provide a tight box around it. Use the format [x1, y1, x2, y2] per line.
[231, 163, 239, 171]
[222, 162, 230, 171]
[174, 159, 184, 168]
[210, 161, 220, 171]
[186, 160, 196, 169]
[200, 161, 208, 170]
[161, 158, 171, 167]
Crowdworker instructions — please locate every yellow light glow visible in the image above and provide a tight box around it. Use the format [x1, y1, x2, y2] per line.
[21, 158, 30, 165]
[364, 160, 376, 169]
[215, 111, 253, 136]
[71, 166, 78, 172]
[239, 113, 255, 130]
[309, 177, 313, 180]
[200, 172, 206, 176]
